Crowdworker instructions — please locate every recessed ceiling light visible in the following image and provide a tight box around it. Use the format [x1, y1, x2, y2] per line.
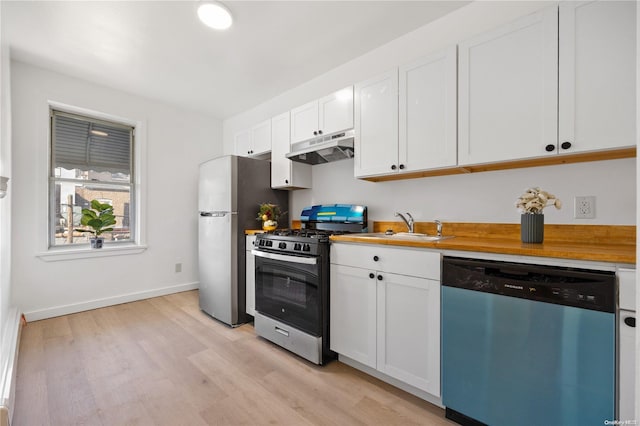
[197, 1, 233, 30]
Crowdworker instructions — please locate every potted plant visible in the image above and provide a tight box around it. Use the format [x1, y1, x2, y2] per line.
[515, 187, 562, 243]
[256, 203, 285, 231]
[75, 199, 117, 248]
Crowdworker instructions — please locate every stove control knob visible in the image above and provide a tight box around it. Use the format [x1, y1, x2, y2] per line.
[278, 242, 287, 249]
[294, 243, 302, 251]
[303, 244, 311, 252]
[266, 240, 273, 247]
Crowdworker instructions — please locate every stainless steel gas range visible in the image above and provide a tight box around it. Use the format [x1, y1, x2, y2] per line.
[251, 204, 367, 364]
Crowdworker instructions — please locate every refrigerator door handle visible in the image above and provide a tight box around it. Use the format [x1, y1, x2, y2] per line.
[251, 249, 317, 265]
[200, 211, 238, 217]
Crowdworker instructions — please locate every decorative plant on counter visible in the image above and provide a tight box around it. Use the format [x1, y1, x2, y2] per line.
[515, 187, 562, 214]
[515, 187, 561, 244]
[256, 203, 285, 231]
[75, 199, 117, 248]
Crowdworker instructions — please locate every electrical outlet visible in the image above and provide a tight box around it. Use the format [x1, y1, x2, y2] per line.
[574, 196, 596, 219]
[175, 263, 182, 273]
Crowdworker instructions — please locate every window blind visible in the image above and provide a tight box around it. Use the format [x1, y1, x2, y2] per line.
[52, 111, 132, 174]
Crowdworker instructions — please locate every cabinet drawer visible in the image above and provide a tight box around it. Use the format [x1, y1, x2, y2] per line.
[331, 243, 440, 280]
[618, 268, 636, 311]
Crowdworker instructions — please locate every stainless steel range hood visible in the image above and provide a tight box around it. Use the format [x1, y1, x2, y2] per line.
[286, 130, 354, 165]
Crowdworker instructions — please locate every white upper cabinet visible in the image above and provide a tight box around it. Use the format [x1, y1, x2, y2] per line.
[354, 69, 399, 177]
[270, 112, 312, 189]
[234, 129, 252, 157]
[458, 1, 635, 166]
[290, 100, 319, 144]
[558, 0, 636, 154]
[355, 46, 458, 179]
[250, 119, 272, 155]
[290, 86, 354, 144]
[234, 119, 272, 157]
[399, 46, 457, 172]
[458, 7, 558, 166]
[319, 88, 354, 136]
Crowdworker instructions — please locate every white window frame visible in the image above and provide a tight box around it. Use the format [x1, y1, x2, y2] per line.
[38, 101, 147, 261]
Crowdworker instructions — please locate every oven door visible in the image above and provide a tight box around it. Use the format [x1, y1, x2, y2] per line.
[252, 249, 321, 336]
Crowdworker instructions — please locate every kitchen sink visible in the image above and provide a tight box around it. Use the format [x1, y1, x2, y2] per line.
[355, 232, 455, 241]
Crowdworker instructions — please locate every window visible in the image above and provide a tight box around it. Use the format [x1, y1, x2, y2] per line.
[50, 109, 135, 247]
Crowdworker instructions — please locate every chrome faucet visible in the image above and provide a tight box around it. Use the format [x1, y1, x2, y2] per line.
[395, 212, 414, 233]
[434, 220, 442, 237]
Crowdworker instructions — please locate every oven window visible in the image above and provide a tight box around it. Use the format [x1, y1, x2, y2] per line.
[255, 256, 322, 336]
[270, 269, 307, 307]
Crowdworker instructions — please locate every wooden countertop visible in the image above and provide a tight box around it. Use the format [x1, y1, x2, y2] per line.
[245, 229, 265, 235]
[330, 222, 636, 265]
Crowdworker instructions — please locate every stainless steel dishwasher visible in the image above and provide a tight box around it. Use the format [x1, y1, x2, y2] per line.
[441, 256, 616, 426]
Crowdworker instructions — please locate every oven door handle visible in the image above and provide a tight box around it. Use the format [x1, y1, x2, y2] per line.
[251, 249, 318, 265]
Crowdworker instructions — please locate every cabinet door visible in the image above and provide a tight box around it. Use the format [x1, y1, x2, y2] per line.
[234, 129, 252, 157]
[251, 119, 272, 156]
[290, 100, 319, 144]
[330, 264, 377, 368]
[399, 46, 457, 172]
[377, 272, 440, 396]
[245, 235, 257, 316]
[458, 7, 558, 165]
[271, 112, 312, 190]
[558, 1, 636, 154]
[319, 86, 354, 136]
[271, 112, 292, 188]
[354, 69, 399, 178]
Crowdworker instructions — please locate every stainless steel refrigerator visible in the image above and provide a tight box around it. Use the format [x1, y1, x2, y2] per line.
[198, 155, 288, 326]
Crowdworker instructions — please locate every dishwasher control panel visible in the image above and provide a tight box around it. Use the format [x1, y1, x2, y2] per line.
[442, 257, 616, 313]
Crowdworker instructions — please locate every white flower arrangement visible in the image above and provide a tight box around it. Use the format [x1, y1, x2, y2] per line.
[516, 187, 562, 214]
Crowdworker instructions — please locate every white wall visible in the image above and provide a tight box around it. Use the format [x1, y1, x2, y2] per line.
[223, 0, 636, 226]
[11, 61, 223, 320]
[290, 157, 636, 226]
[0, 1, 13, 357]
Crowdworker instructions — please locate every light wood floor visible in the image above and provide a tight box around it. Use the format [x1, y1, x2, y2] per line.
[14, 290, 452, 426]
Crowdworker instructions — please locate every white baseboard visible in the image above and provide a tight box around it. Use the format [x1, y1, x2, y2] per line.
[1, 308, 22, 426]
[24, 281, 199, 321]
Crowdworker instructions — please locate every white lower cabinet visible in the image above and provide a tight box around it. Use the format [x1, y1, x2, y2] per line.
[330, 264, 377, 368]
[617, 268, 636, 421]
[330, 243, 441, 397]
[245, 235, 257, 316]
[377, 272, 440, 396]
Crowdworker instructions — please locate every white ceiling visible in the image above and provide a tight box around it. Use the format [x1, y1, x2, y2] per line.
[2, 1, 469, 119]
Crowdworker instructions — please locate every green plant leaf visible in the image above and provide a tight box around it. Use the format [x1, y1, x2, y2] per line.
[81, 209, 97, 218]
[87, 218, 103, 228]
[75, 228, 95, 234]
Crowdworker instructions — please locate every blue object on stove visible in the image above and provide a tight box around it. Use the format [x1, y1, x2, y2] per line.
[300, 204, 367, 232]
